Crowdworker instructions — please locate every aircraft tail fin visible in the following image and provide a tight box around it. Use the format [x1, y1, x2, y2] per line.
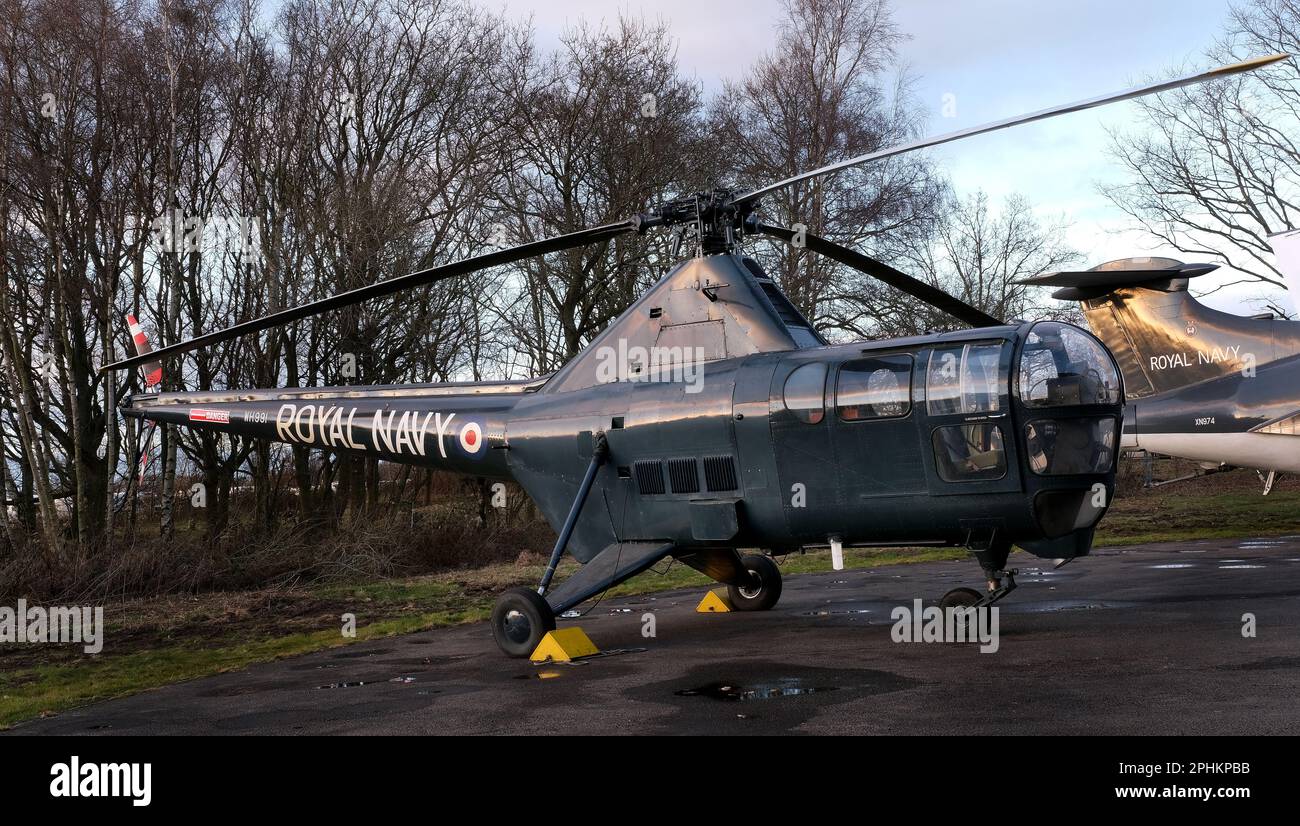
[1019, 258, 1290, 398]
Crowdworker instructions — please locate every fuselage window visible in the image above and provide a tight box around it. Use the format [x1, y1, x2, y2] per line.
[783, 362, 827, 424]
[837, 355, 913, 420]
[931, 423, 1007, 482]
[927, 343, 1004, 416]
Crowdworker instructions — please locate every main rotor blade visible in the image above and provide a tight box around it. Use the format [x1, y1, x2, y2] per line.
[754, 221, 1003, 328]
[734, 53, 1290, 207]
[102, 220, 636, 374]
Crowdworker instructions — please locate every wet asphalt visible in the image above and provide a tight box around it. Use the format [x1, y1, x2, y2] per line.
[9, 535, 1300, 735]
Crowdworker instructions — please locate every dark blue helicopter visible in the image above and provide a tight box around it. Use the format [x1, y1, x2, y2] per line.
[105, 54, 1285, 656]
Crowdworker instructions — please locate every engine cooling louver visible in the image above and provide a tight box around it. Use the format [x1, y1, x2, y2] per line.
[668, 457, 700, 493]
[634, 459, 665, 495]
[703, 455, 738, 492]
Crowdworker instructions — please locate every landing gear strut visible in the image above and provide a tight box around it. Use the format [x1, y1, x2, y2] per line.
[941, 538, 1018, 609]
[491, 432, 607, 657]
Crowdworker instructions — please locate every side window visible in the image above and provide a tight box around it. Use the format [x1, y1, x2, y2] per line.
[926, 347, 964, 415]
[783, 362, 827, 424]
[927, 343, 1004, 415]
[837, 355, 913, 420]
[931, 423, 1007, 482]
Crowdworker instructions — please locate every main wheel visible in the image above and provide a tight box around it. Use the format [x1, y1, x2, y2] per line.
[727, 553, 783, 611]
[491, 587, 556, 658]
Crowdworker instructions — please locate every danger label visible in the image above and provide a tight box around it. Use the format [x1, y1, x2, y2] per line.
[189, 408, 230, 424]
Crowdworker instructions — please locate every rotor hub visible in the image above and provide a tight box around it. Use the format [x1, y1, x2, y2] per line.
[635, 188, 754, 255]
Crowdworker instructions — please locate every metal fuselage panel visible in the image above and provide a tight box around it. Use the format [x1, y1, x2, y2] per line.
[1125, 353, 1300, 472]
[502, 323, 1122, 564]
[121, 384, 520, 479]
[1084, 285, 1300, 398]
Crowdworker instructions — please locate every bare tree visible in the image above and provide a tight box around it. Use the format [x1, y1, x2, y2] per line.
[713, 0, 945, 333]
[847, 191, 1080, 338]
[493, 16, 711, 372]
[1103, 0, 1300, 296]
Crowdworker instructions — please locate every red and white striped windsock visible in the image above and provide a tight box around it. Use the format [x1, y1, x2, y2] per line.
[125, 313, 163, 389]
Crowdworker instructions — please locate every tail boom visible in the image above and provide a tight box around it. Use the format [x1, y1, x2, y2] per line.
[121, 380, 531, 480]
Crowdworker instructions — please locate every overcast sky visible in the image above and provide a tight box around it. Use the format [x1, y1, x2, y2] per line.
[483, 0, 1290, 314]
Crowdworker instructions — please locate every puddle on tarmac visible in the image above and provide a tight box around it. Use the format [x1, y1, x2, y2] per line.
[674, 679, 839, 701]
[1014, 600, 1126, 612]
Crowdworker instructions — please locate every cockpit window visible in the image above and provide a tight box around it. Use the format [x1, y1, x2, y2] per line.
[1018, 322, 1121, 407]
[927, 343, 1003, 416]
[783, 362, 827, 424]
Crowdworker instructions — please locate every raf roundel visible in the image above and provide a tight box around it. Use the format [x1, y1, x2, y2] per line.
[459, 421, 484, 455]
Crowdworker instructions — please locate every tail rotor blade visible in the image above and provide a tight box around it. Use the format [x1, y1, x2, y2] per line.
[125, 313, 163, 388]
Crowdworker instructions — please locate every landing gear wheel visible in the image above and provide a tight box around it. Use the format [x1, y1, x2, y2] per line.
[491, 587, 556, 658]
[727, 553, 783, 611]
[939, 587, 983, 610]
[939, 587, 982, 640]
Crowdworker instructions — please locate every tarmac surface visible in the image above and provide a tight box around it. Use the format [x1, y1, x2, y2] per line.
[10, 535, 1300, 735]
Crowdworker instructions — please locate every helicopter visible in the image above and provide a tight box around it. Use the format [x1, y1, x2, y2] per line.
[1019, 254, 1300, 493]
[104, 53, 1286, 657]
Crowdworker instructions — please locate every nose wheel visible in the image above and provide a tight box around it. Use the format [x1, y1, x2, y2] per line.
[491, 587, 556, 658]
[939, 587, 982, 609]
[941, 569, 1018, 611]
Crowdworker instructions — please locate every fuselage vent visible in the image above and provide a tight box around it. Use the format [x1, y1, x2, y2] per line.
[667, 457, 700, 493]
[634, 459, 666, 495]
[703, 455, 738, 492]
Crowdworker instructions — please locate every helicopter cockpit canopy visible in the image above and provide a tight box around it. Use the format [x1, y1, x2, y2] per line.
[1017, 321, 1122, 477]
[1018, 321, 1122, 408]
